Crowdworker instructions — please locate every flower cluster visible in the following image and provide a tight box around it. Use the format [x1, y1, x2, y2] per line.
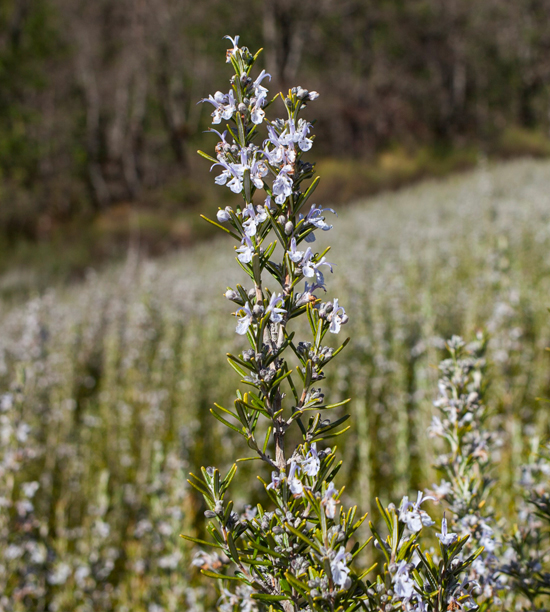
[428, 334, 503, 603]
[187, 36, 484, 612]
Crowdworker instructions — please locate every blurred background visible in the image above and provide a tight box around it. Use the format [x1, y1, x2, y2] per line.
[2, 0, 550, 291]
[3, 1, 550, 611]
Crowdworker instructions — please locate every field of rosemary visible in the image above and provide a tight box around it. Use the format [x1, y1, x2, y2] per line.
[2, 157, 550, 611]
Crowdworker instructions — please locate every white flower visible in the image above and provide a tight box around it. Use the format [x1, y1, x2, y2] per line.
[224, 35, 240, 62]
[265, 293, 286, 324]
[301, 443, 320, 477]
[252, 69, 271, 98]
[266, 471, 284, 490]
[322, 482, 340, 518]
[288, 237, 304, 263]
[217, 207, 232, 222]
[393, 561, 415, 601]
[272, 167, 293, 204]
[48, 562, 72, 585]
[236, 236, 254, 263]
[250, 93, 266, 125]
[436, 516, 458, 546]
[236, 303, 253, 335]
[330, 547, 350, 588]
[301, 248, 333, 286]
[200, 89, 236, 124]
[5, 544, 24, 560]
[328, 299, 348, 334]
[212, 158, 243, 193]
[21, 481, 40, 498]
[399, 491, 436, 532]
[242, 203, 268, 237]
[431, 479, 452, 498]
[288, 462, 303, 496]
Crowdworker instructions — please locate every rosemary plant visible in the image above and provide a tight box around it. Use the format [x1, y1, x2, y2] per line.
[184, 36, 485, 612]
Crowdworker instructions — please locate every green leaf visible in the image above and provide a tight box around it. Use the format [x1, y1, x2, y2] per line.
[210, 408, 245, 436]
[246, 540, 286, 559]
[251, 594, 290, 602]
[197, 149, 217, 163]
[186, 477, 213, 500]
[179, 533, 223, 549]
[220, 463, 238, 495]
[312, 425, 350, 441]
[226, 531, 241, 561]
[200, 214, 240, 240]
[262, 426, 273, 454]
[284, 571, 310, 594]
[201, 569, 241, 581]
[284, 522, 321, 554]
[375, 498, 392, 532]
[227, 353, 255, 372]
[227, 356, 248, 377]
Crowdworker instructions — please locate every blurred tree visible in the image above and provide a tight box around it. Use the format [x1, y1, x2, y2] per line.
[1, 0, 550, 237]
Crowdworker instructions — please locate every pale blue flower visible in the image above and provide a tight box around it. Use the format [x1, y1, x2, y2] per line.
[264, 126, 297, 167]
[305, 204, 335, 231]
[432, 479, 452, 498]
[279, 118, 313, 152]
[393, 561, 415, 600]
[322, 482, 339, 518]
[330, 547, 350, 588]
[211, 158, 243, 193]
[266, 471, 284, 490]
[265, 293, 286, 323]
[242, 204, 267, 237]
[200, 90, 236, 124]
[252, 69, 271, 98]
[236, 236, 254, 263]
[329, 299, 347, 334]
[250, 93, 267, 125]
[288, 237, 304, 263]
[301, 248, 333, 286]
[236, 303, 253, 335]
[436, 516, 458, 546]
[288, 462, 303, 496]
[301, 443, 320, 476]
[217, 207, 232, 222]
[224, 35, 240, 62]
[272, 166, 293, 204]
[399, 491, 436, 532]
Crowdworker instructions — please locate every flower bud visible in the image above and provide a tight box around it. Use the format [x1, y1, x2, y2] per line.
[204, 510, 217, 518]
[277, 215, 286, 225]
[252, 304, 264, 317]
[224, 289, 239, 302]
[238, 102, 247, 113]
[217, 207, 231, 222]
[284, 221, 294, 235]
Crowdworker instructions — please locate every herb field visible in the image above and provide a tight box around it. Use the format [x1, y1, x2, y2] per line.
[2, 158, 550, 611]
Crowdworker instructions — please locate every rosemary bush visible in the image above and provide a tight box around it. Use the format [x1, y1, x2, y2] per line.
[185, 36, 488, 612]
